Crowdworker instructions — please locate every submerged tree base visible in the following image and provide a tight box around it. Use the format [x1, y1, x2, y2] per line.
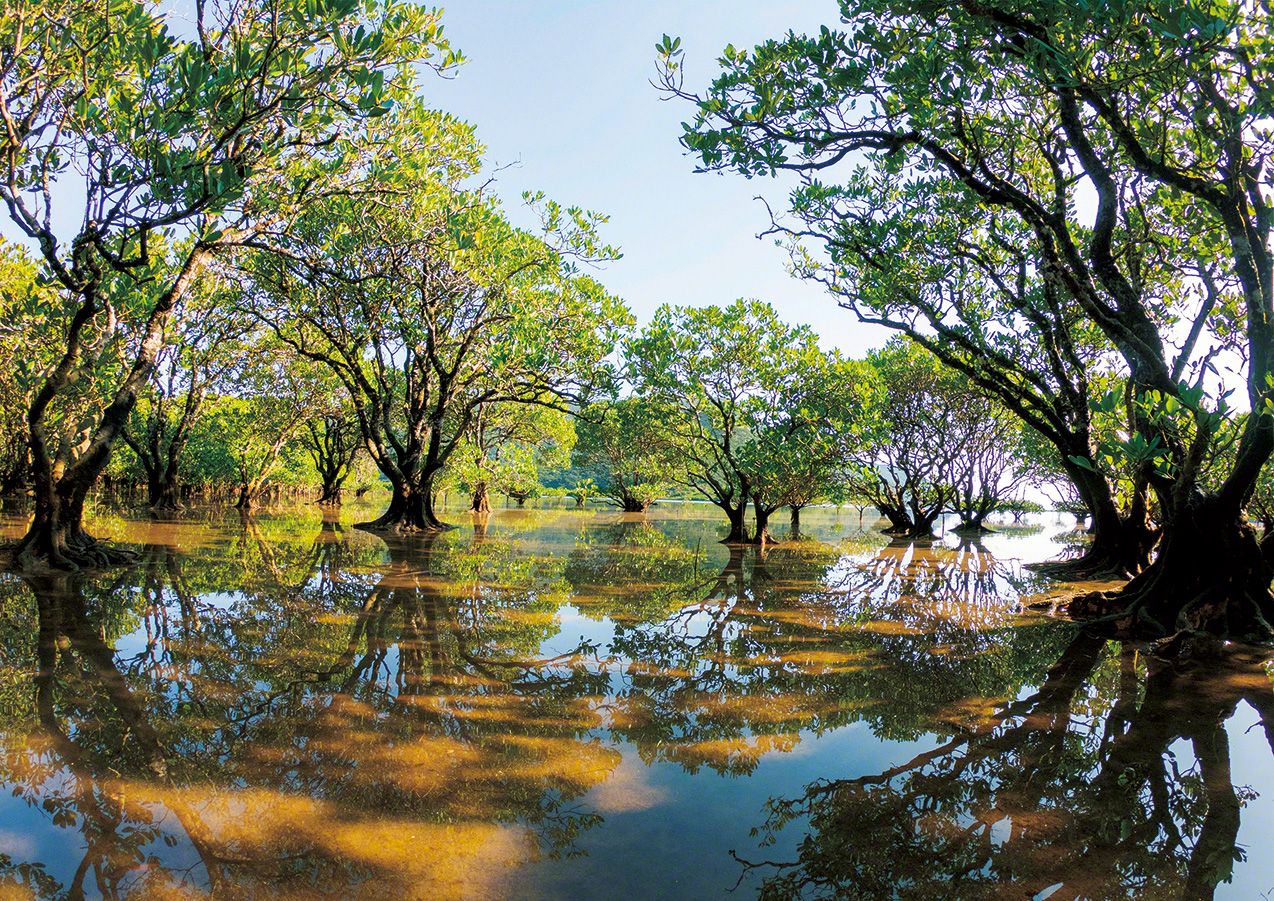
[882, 525, 938, 541]
[951, 522, 995, 536]
[356, 490, 453, 535]
[8, 527, 136, 572]
[1028, 526, 1157, 582]
[354, 516, 456, 535]
[1066, 503, 1274, 643]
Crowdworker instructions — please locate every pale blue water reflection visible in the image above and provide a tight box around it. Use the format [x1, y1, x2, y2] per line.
[0, 502, 1265, 900]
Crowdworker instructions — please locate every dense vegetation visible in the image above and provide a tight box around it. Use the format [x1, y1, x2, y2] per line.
[0, 0, 1271, 642]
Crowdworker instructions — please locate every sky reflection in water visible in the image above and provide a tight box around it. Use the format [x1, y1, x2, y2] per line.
[0, 501, 1269, 901]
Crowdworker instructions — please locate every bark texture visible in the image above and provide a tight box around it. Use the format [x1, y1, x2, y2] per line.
[357, 481, 450, 534]
[1069, 492, 1274, 642]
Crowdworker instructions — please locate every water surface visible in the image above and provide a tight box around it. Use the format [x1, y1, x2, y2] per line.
[0, 503, 1269, 900]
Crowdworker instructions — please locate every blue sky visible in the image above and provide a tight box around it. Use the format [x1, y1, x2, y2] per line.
[0, 1, 888, 357]
[426, 1, 890, 356]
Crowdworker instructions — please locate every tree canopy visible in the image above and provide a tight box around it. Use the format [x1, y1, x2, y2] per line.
[658, 0, 1274, 638]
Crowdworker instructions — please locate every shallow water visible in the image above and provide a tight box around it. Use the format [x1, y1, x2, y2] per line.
[0, 501, 1269, 900]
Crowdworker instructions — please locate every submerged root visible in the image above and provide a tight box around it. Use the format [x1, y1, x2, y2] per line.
[6, 532, 137, 572]
[354, 518, 455, 535]
[1066, 570, 1274, 646]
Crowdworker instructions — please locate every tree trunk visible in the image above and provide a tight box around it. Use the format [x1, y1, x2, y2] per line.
[152, 469, 183, 511]
[619, 491, 651, 513]
[10, 473, 131, 569]
[235, 484, 257, 511]
[720, 499, 750, 544]
[789, 505, 804, 540]
[471, 480, 491, 514]
[127, 434, 184, 512]
[357, 478, 451, 533]
[317, 479, 344, 506]
[752, 496, 780, 545]
[876, 503, 914, 534]
[753, 510, 772, 545]
[14, 250, 213, 571]
[1032, 462, 1157, 580]
[951, 513, 993, 535]
[904, 506, 942, 540]
[1069, 491, 1274, 641]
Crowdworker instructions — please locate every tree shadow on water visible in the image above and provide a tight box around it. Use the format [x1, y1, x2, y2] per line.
[0, 529, 620, 899]
[738, 632, 1274, 901]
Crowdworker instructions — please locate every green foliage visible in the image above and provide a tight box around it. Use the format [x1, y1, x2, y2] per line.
[658, 0, 1274, 558]
[447, 404, 577, 504]
[245, 109, 632, 525]
[844, 338, 1026, 533]
[0, 0, 459, 262]
[627, 299, 863, 534]
[572, 398, 683, 511]
[0, 241, 67, 491]
[0, 0, 466, 554]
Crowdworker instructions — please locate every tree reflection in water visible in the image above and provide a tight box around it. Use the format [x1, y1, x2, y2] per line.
[568, 528, 1071, 776]
[0, 510, 1266, 899]
[741, 633, 1274, 901]
[0, 518, 619, 899]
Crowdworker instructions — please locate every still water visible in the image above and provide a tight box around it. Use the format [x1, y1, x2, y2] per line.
[0, 502, 1269, 900]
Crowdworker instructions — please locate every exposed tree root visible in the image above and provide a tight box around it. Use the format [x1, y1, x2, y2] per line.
[7, 528, 137, 572]
[1026, 537, 1149, 581]
[1027, 556, 1135, 582]
[1065, 503, 1274, 645]
[1068, 582, 1274, 644]
[354, 518, 456, 535]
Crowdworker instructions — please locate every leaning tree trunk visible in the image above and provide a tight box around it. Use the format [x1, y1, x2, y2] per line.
[13, 444, 134, 570]
[1033, 461, 1156, 580]
[14, 255, 209, 570]
[1069, 490, 1274, 641]
[15, 475, 104, 569]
